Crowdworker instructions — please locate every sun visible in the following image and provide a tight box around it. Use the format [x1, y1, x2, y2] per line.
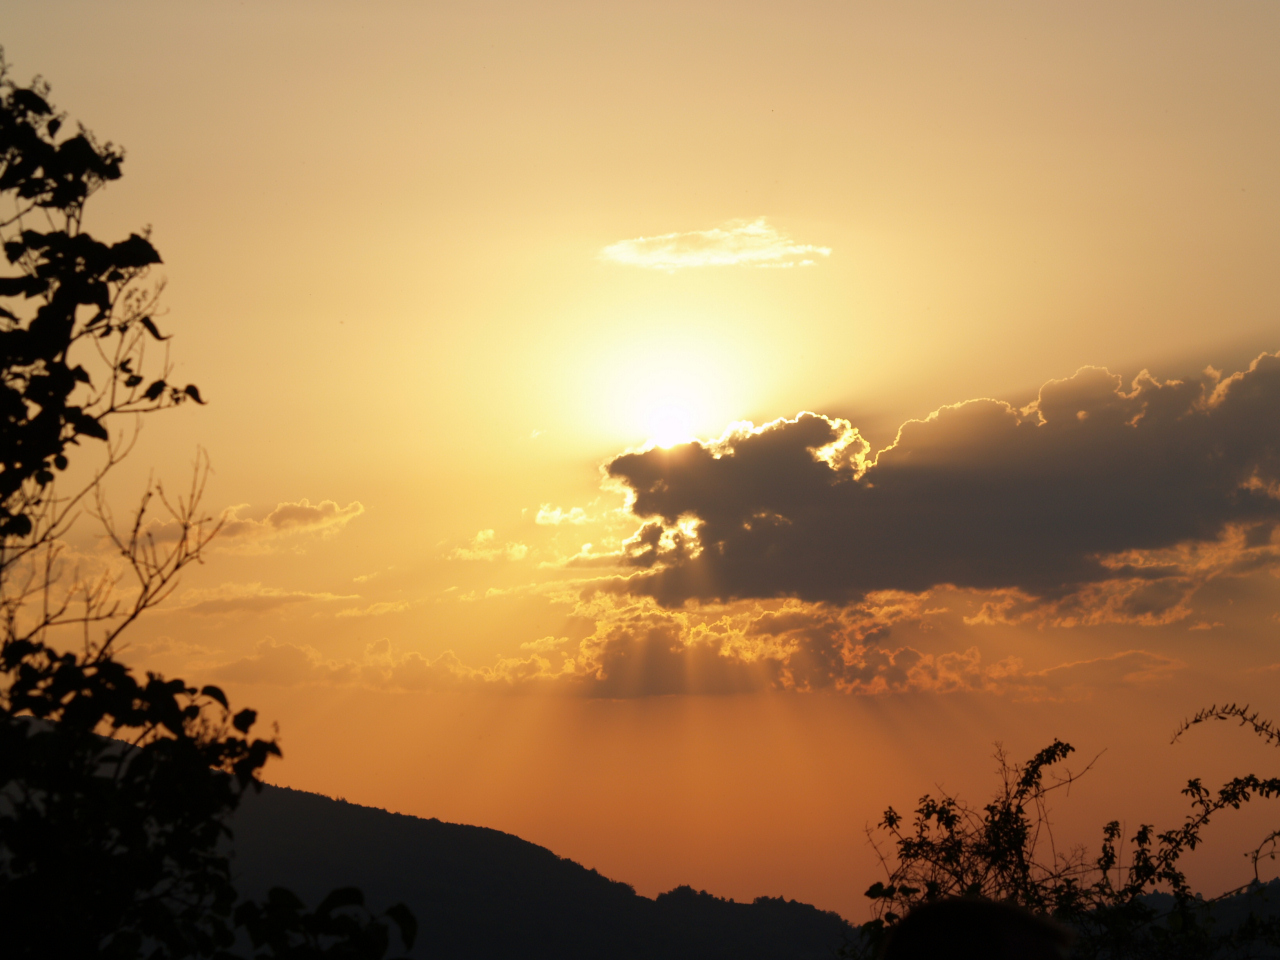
[647, 402, 697, 447]
[585, 325, 755, 448]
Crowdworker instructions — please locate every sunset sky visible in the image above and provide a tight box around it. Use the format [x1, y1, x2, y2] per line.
[6, 1, 1280, 919]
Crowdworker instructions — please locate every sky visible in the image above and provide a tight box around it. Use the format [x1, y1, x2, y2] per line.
[4, 0, 1280, 920]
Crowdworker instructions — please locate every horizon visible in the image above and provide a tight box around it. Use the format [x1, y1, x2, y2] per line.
[4, 1, 1280, 923]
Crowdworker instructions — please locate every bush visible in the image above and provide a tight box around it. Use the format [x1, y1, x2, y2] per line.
[847, 736, 1280, 959]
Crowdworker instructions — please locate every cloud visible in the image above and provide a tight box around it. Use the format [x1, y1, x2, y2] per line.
[335, 599, 415, 618]
[536, 505, 590, 525]
[549, 596, 1186, 699]
[145, 498, 364, 553]
[214, 639, 358, 686]
[177, 582, 357, 616]
[1010, 649, 1185, 699]
[210, 637, 573, 691]
[203, 592, 1183, 701]
[552, 593, 998, 697]
[117, 636, 211, 661]
[451, 529, 529, 561]
[225, 351, 1266, 700]
[599, 218, 831, 271]
[219, 498, 364, 541]
[603, 353, 1280, 613]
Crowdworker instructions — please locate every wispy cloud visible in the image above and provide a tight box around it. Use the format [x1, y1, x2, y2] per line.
[599, 218, 832, 271]
[220, 498, 364, 541]
[213, 638, 358, 686]
[176, 582, 357, 617]
[335, 599, 416, 618]
[450, 529, 529, 562]
[144, 498, 365, 555]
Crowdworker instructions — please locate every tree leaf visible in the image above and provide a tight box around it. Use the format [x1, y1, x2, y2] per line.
[74, 413, 109, 441]
[200, 685, 229, 709]
[266, 887, 305, 911]
[11, 88, 52, 116]
[139, 316, 170, 341]
[0, 275, 43, 297]
[384, 903, 418, 949]
[317, 887, 364, 917]
[111, 233, 162, 268]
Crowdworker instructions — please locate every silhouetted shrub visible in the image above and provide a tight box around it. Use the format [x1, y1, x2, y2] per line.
[846, 739, 1280, 959]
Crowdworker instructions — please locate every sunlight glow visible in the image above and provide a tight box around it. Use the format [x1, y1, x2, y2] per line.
[647, 402, 697, 447]
[584, 321, 757, 448]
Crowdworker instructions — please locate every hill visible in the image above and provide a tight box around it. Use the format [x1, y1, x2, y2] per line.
[230, 784, 855, 959]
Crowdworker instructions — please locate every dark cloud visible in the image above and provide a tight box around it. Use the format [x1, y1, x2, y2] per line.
[605, 354, 1280, 606]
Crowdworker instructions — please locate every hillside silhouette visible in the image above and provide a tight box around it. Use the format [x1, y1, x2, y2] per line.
[230, 784, 853, 959]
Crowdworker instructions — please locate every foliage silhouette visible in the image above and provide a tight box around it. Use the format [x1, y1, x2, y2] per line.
[0, 50, 414, 959]
[878, 896, 1073, 960]
[0, 49, 204, 546]
[1175, 703, 1280, 885]
[846, 739, 1280, 959]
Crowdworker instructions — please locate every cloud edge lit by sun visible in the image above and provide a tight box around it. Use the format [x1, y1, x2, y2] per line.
[599, 217, 832, 270]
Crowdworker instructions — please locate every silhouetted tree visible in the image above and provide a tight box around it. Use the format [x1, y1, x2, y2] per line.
[847, 740, 1280, 959]
[0, 51, 415, 959]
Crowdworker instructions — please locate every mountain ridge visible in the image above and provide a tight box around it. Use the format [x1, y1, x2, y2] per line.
[230, 782, 855, 959]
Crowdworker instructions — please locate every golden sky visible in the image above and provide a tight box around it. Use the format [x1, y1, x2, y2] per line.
[6, 0, 1280, 919]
